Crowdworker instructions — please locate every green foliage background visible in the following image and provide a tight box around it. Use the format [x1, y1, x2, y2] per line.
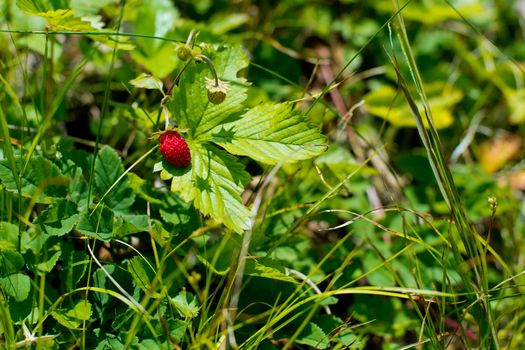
[0, 0, 524, 349]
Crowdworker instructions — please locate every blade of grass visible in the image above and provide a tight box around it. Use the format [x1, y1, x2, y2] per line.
[389, 0, 503, 347]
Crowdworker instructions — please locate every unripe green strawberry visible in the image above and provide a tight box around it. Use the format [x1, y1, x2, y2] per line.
[205, 78, 230, 105]
[177, 45, 192, 61]
[159, 131, 191, 168]
[207, 90, 226, 104]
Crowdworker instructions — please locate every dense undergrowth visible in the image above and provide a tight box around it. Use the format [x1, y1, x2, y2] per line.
[1, 0, 524, 349]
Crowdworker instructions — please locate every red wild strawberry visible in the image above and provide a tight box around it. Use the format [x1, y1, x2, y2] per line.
[159, 131, 191, 168]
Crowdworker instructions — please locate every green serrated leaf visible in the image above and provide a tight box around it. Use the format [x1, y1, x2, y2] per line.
[34, 200, 79, 236]
[315, 315, 360, 347]
[20, 228, 49, 254]
[165, 143, 251, 233]
[0, 273, 31, 302]
[0, 250, 24, 277]
[51, 299, 92, 328]
[244, 258, 297, 283]
[95, 146, 135, 213]
[76, 206, 114, 241]
[129, 73, 164, 92]
[113, 214, 149, 236]
[170, 290, 199, 319]
[16, 0, 134, 50]
[0, 157, 68, 204]
[51, 311, 80, 329]
[134, 0, 178, 56]
[172, 45, 249, 139]
[296, 322, 330, 349]
[213, 102, 326, 164]
[22, 244, 62, 275]
[127, 256, 161, 297]
[70, 300, 92, 321]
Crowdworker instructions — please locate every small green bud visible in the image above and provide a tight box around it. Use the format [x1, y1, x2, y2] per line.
[177, 45, 192, 61]
[488, 196, 498, 211]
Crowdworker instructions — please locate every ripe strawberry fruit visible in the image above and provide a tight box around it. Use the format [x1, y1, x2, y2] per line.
[159, 131, 191, 168]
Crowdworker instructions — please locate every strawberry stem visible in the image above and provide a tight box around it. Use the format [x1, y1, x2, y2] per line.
[197, 54, 219, 86]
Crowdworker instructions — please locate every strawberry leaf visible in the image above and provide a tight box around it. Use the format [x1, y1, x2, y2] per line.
[171, 45, 249, 139]
[212, 102, 326, 164]
[159, 45, 326, 233]
[16, 0, 134, 50]
[160, 143, 251, 233]
[94, 146, 135, 213]
[0, 157, 68, 204]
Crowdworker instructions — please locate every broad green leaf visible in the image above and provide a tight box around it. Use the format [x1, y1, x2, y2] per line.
[244, 258, 297, 283]
[15, 0, 50, 13]
[134, 0, 179, 56]
[94, 146, 135, 213]
[0, 157, 68, 204]
[167, 319, 188, 343]
[127, 256, 160, 297]
[315, 315, 361, 347]
[130, 44, 179, 79]
[70, 0, 119, 16]
[208, 13, 251, 35]
[33, 250, 61, 274]
[113, 214, 149, 236]
[51, 300, 92, 329]
[172, 45, 249, 138]
[138, 339, 160, 350]
[70, 300, 92, 321]
[60, 250, 89, 291]
[20, 228, 49, 254]
[163, 143, 251, 233]
[158, 192, 199, 232]
[129, 73, 164, 93]
[0, 222, 19, 248]
[16, 0, 134, 50]
[0, 250, 24, 277]
[0, 273, 31, 302]
[76, 206, 114, 241]
[51, 310, 78, 329]
[34, 200, 79, 236]
[95, 335, 125, 350]
[296, 322, 330, 349]
[170, 290, 199, 319]
[365, 82, 462, 129]
[213, 102, 326, 164]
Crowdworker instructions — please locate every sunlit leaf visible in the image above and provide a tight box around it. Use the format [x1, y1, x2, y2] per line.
[170, 290, 199, 319]
[213, 102, 326, 164]
[163, 143, 251, 233]
[129, 73, 164, 92]
[365, 82, 462, 129]
[0, 273, 31, 302]
[171, 45, 250, 138]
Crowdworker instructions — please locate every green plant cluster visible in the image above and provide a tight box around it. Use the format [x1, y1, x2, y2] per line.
[0, 0, 524, 349]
